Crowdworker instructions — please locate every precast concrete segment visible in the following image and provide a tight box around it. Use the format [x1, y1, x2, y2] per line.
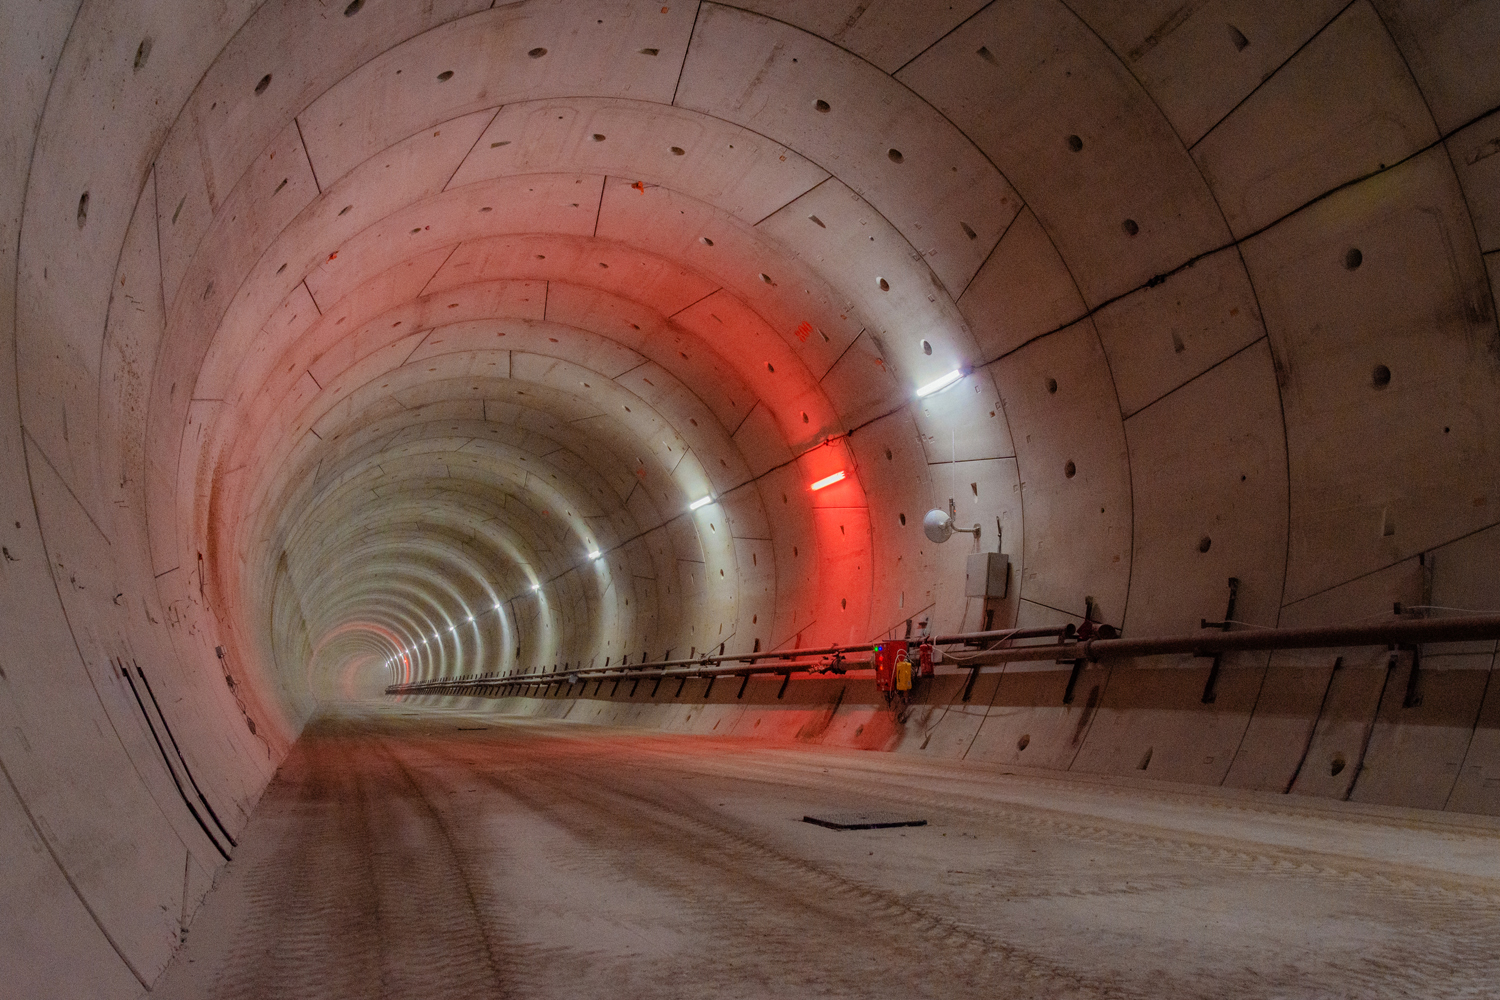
[152, 707, 1500, 1000]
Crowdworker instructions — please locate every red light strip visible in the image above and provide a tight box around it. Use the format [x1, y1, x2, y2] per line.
[809, 470, 846, 491]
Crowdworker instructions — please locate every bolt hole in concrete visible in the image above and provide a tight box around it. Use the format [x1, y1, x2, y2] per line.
[888, 148, 904, 163]
[1228, 24, 1250, 50]
[76, 191, 88, 228]
[1017, 734, 1030, 751]
[815, 99, 831, 112]
[1138, 747, 1153, 770]
[700, 236, 713, 246]
[591, 133, 606, 141]
[437, 70, 453, 81]
[1046, 377, 1058, 394]
[1064, 460, 1076, 478]
[1345, 247, 1363, 269]
[528, 47, 547, 58]
[921, 339, 932, 355]
[1373, 364, 1391, 389]
[961, 221, 977, 239]
[1122, 218, 1139, 236]
[255, 73, 271, 94]
[877, 277, 890, 291]
[343, 0, 363, 14]
[1199, 536, 1212, 553]
[759, 272, 772, 284]
[1067, 134, 1083, 152]
[670, 145, 685, 155]
[640, 47, 659, 55]
[133, 37, 152, 71]
[899, 513, 906, 525]
[1330, 753, 1347, 776]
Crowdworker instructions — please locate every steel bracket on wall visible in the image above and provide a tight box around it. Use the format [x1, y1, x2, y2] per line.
[961, 665, 982, 702]
[1062, 659, 1085, 705]
[1400, 644, 1423, 708]
[1200, 577, 1239, 705]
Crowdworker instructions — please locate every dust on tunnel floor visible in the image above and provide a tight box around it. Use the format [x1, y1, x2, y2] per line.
[152, 705, 1500, 1000]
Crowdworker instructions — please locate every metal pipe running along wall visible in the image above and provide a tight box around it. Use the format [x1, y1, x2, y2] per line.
[385, 616, 1500, 696]
[386, 626, 1078, 693]
[946, 614, 1500, 668]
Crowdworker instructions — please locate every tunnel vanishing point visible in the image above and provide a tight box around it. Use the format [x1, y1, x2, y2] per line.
[4, 1, 1500, 996]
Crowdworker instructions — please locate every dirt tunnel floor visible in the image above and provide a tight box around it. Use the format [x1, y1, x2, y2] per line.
[153, 704, 1500, 999]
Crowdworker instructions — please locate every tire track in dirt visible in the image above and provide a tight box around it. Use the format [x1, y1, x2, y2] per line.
[411, 732, 1144, 1000]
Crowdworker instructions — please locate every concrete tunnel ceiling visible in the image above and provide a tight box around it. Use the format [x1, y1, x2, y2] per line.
[78, 0, 1068, 716]
[187, 8, 1012, 709]
[12, 0, 1500, 817]
[19, 0, 1500, 727]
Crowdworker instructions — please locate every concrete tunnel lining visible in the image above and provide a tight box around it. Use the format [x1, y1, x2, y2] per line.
[4, 0, 1500, 994]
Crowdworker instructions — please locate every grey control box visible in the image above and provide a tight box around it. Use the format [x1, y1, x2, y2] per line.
[965, 552, 1010, 598]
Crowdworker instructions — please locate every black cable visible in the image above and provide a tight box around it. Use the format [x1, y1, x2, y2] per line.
[119, 662, 230, 861]
[135, 663, 238, 848]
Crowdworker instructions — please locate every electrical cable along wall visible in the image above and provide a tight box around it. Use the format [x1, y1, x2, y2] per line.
[4, 1, 1500, 995]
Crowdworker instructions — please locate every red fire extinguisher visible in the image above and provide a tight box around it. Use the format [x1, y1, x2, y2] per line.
[918, 641, 934, 678]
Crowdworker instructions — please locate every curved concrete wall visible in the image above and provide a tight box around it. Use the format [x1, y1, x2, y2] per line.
[2, 0, 1500, 993]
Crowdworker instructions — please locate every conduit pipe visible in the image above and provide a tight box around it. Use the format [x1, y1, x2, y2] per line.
[384, 625, 1074, 694]
[946, 614, 1500, 668]
[393, 629, 1080, 692]
[386, 616, 1500, 696]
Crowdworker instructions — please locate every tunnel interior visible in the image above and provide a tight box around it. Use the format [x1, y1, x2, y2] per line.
[4, 0, 1500, 995]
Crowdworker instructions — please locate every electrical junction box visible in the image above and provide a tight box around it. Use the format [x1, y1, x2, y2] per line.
[965, 552, 1010, 598]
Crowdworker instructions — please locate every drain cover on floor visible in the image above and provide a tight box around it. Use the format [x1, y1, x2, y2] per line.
[802, 812, 927, 830]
